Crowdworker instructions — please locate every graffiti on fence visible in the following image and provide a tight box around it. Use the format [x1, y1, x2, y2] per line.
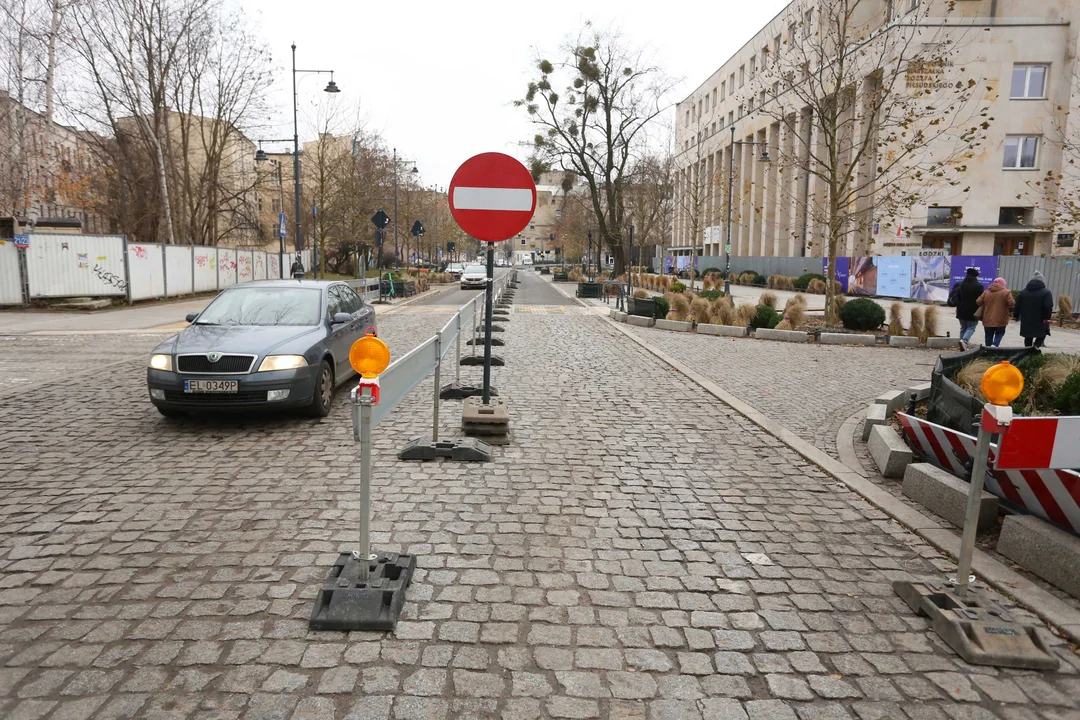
[93, 264, 127, 292]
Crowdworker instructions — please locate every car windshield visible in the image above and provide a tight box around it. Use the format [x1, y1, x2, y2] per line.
[196, 287, 322, 326]
[465, 266, 485, 274]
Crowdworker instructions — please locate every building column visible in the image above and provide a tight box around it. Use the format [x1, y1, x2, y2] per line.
[764, 121, 780, 257]
[738, 138, 752, 256]
[775, 115, 793, 256]
[852, 76, 876, 255]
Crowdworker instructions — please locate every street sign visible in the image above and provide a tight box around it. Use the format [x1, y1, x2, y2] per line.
[448, 152, 536, 242]
[13, 234, 28, 248]
[279, 213, 286, 238]
[371, 210, 391, 229]
[411, 220, 425, 237]
[447, 241, 455, 252]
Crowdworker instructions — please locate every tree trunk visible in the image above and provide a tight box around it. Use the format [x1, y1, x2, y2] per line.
[44, 0, 61, 126]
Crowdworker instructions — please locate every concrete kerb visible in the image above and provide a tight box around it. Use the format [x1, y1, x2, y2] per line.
[835, 407, 1080, 643]
[546, 287, 1080, 643]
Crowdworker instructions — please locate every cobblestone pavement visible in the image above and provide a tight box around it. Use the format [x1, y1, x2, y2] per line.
[620, 324, 937, 460]
[0, 274, 1078, 719]
[0, 333, 172, 390]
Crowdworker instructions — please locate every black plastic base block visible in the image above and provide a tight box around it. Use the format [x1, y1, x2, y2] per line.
[468, 337, 504, 346]
[461, 355, 504, 366]
[894, 579, 1059, 670]
[440, 382, 497, 399]
[398, 434, 493, 462]
[309, 552, 416, 632]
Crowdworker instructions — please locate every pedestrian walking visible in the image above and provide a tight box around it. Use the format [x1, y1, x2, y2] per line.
[1015, 271, 1054, 348]
[290, 255, 305, 280]
[949, 267, 984, 349]
[976, 276, 1014, 347]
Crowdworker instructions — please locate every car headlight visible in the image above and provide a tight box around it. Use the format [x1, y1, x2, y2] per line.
[257, 355, 308, 372]
[149, 354, 173, 371]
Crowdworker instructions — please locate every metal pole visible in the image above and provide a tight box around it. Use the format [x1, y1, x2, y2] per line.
[471, 297, 479, 357]
[353, 391, 375, 581]
[432, 333, 441, 443]
[455, 310, 462, 385]
[393, 148, 399, 266]
[277, 163, 285, 259]
[292, 43, 303, 255]
[482, 244, 495, 404]
[954, 417, 992, 597]
[725, 125, 735, 296]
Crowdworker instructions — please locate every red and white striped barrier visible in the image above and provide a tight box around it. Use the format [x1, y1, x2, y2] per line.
[897, 413, 1080, 536]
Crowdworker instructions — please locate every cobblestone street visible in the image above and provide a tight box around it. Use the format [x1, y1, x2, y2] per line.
[0, 273, 1078, 719]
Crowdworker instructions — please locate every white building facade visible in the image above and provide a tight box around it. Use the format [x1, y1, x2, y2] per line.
[672, 0, 1080, 260]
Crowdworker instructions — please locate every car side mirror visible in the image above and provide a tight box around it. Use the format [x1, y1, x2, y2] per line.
[185, 313, 198, 323]
[331, 312, 353, 325]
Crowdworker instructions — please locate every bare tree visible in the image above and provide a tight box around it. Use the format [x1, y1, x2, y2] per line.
[516, 24, 676, 276]
[747, 0, 988, 322]
[626, 148, 674, 272]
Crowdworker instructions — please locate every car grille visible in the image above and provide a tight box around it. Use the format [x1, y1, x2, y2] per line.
[164, 391, 267, 405]
[176, 354, 255, 374]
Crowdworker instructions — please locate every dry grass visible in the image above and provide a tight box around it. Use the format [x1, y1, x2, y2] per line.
[807, 278, 826, 294]
[955, 359, 994, 402]
[832, 295, 847, 316]
[633, 289, 648, 299]
[690, 297, 711, 323]
[701, 277, 715, 291]
[759, 291, 778, 309]
[924, 306, 939, 338]
[888, 302, 905, 336]
[667, 292, 691, 321]
[1060, 295, 1073, 324]
[784, 294, 807, 312]
[736, 302, 757, 326]
[1032, 355, 1080, 403]
[767, 274, 795, 290]
[568, 268, 583, 282]
[908, 306, 926, 341]
[710, 296, 737, 325]
[778, 302, 807, 330]
[739, 271, 757, 285]
[659, 276, 671, 292]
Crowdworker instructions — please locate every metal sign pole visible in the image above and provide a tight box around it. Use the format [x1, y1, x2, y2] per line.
[353, 390, 375, 581]
[954, 414, 993, 597]
[482, 244, 495, 404]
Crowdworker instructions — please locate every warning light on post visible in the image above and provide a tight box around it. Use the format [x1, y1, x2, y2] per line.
[350, 333, 390, 378]
[981, 361, 1024, 407]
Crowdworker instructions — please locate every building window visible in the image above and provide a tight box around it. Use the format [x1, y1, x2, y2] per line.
[530, 223, 535, 230]
[728, 111, 734, 126]
[761, 48, 769, 70]
[704, 95, 709, 113]
[750, 57, 757, 78]
[271, 198, 281, 213]
[998, 207, 1032, 226]
[739, 65, 745, 87]
[711, 122, 716, 134]
[908, 0, 919, 11]
[804, 9, 813, 37]
[1010, 64, 1047, 99]
[747, 98, 754, 113]
[555, 210, 561, 218]
[760, 90, 767, 106]
[774, 35, 781, 54]
[772, 81, 780, 97]
[521, 237, 526, 246]
[926, 207, 961, 226]
[685, 110, 690, 127]
[1003, 136, 1039, 169]
[720, 80, 726, 100]
[738, 104, 744, 119]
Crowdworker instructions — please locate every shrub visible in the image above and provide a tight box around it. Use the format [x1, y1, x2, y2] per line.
[736, 302, 757, 327]
[888, 302, 904, 336]
[1011, 289, 1020, 303]
[670, 281, 686, 293]
[924, 306, 939, 338]
[690, 297, 711, 323]
[1054, 371, 1080, 416]
[652, 296, 670, 320]
[710, 296, 736, 325]
[667, 293, 690, 321]
[839, 298, 886, 331]
[633, 289, 648, 299]
[645, 266, 655, 274]
[794, 273, 825, 290]
[697, 289, 725, 301]
[908, 306, 925, 339]
[702, 267, 722, 276]
[752, 272, 767, 286]
[807, 278, 827, 294]
[759, 291, 778, 309]
[738, 271, 756, 285]
[750, 304, 781, 330]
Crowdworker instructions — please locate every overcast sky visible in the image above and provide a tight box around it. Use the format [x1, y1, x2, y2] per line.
[248, 0, 791, 188]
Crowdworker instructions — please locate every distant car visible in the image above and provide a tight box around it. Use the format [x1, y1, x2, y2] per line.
[446, 263, 465, 278]
[460, 265, 487, 289]
[146, 280, 376, 418]
[522, 255, 534, 266]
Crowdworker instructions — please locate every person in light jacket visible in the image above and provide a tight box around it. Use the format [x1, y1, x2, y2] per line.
[1015, 271, 1054, 348]
[976, 277, 1014, 347]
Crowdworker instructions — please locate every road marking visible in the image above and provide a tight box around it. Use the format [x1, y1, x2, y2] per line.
[452, 187, 534, 212]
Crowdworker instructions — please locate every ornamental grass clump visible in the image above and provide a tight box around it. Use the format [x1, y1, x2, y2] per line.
[1060, 295, 1073, 325]
[690, 297, 711, 324]
[807, 278, 827, 294]
[759, 291, 778, 309]
[667, 292, 691, 321]
[710, 296, 737, 325]
[888, 302, 905, 336]
[633, 289, 648, 299]
[924, 306, 939, 338]
[954, 359, 994, 403]
[908, 306, 925, 339]
[736, 302, 757, 327]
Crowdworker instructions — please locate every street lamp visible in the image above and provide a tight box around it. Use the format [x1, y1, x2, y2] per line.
[291, 43, 339, 263]
[724, 124, 770, 295]
[255, 141, 293, 272]
[392, 147, 418, 267]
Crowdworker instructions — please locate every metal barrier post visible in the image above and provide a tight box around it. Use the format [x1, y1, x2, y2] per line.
[431, 332, 441, 443]
[455, 311, 462, 385]
[354, 389, 375, 580]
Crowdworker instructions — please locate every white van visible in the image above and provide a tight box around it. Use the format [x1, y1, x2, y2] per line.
[522, 255, 533, 266]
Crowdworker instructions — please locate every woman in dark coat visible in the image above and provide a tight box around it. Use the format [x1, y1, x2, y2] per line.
[1014, 271, 1054, 348]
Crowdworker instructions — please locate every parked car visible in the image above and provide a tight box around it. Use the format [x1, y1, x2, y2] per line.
[446, 262, 465, 278]
[146, 280, 376, 418]
[522, 255, 534, 266]
[460, 265, 488, 289]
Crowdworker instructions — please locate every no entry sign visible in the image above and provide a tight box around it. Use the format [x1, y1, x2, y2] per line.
[448, 153, 536, 242]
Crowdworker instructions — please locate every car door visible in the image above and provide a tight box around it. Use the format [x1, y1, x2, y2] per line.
[342, 284, 375, 338]
[326, 285, 352, 381]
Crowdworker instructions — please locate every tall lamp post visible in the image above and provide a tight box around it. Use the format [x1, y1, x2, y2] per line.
[255, 142, 292, 272]
[392, 148, 418, 267]
[724, 124, 770, 295]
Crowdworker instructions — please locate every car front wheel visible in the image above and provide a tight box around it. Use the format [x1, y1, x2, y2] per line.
[307, 360, 334, 417]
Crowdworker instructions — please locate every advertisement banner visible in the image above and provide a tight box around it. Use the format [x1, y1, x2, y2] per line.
[949, 255, 999, 292]
[824, 257, 850, 293]
[911, 256, 951, 301]
[849, 257, 877, 296]
[876, 256, 913, 299]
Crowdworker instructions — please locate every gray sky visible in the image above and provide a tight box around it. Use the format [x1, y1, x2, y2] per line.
[249, 0, 791, 189]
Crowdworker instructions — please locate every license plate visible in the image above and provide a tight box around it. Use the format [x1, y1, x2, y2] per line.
[184, 379, 238, 393]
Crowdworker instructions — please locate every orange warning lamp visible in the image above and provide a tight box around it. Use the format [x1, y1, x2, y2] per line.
[981, 361, 1024, 407]
[349, 332, 390, 378]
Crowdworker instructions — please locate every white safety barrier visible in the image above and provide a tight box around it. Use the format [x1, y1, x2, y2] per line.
[128, 243, 166, 300]
[25, 233, 127, 298]
[166, 246, 193, 296]
[0, 241, 23, 304]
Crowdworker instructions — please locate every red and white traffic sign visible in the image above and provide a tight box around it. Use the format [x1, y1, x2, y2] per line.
[996, 416, 1080, 470]
[448, 153, 536, 242]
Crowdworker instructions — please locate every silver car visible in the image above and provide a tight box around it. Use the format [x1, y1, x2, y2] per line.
[146, 280, 376, 418]
[460, 265, 487, 289]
